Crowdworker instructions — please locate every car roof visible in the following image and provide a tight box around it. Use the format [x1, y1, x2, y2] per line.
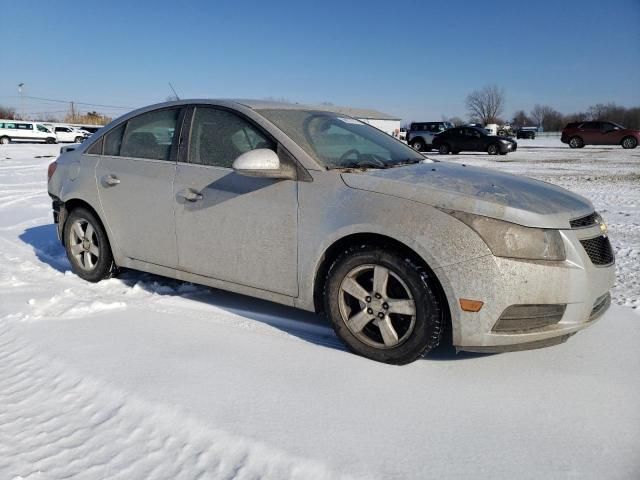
[122, 99, 400, 120]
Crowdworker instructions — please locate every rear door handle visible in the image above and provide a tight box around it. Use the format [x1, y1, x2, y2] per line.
[178, 189, 203, 202]
[102, 174, 120, 186]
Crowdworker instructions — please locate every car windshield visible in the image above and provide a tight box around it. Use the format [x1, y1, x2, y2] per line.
[258, 109, 428, 169]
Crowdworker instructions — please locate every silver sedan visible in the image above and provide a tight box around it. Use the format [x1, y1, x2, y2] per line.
[47, 100, 615, 364]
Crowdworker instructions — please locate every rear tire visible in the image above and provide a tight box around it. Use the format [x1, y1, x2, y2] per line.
[438, 143, 450, 155]
[0, 136, 9, 145]
[569, 136, 584, 148]
[74, 136, 84, 143]
[324, 245, 443, 365]
[63, 207, 116, 282]
[621, 136, 637, 149]
[410, 139, 425, 152]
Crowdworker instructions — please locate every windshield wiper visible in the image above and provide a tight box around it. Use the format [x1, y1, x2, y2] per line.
[334, 161, 389, 170]
[388, 158, 423, 167]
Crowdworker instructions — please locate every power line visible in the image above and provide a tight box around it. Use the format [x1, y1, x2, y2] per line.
[1, 95, 134, 110]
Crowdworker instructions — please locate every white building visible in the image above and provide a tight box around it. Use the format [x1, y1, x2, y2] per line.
[313, 105, 402, 137]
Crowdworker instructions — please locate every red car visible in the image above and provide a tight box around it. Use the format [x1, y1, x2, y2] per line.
[561, 121, 639, 149]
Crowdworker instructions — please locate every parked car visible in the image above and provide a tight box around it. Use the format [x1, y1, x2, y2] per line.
[516, 127, 537, 139]
[52, 125, 88, 143]
[0, 120, 57, 144]
[561, 121, 639, 149]
[485, 124, 514, 137]
[406, 121, 454, 151]
[48, 100, 614, 364]
[75, 125, 102, 134]
[432, 126, 517, 155]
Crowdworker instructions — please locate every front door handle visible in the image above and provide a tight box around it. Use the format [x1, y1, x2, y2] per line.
[178, 189, 203, 202]
[102, 174, 120, 186]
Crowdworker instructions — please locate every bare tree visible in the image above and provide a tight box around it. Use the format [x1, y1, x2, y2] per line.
[465, 85, 505, 125]
[512, 110, 532, 127]
[442, 115, 465, 126]
[530, 104, 554, 128]
[0, 105, 17, 119]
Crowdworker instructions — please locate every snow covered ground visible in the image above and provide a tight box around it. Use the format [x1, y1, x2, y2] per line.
[0, 139, 638, 479]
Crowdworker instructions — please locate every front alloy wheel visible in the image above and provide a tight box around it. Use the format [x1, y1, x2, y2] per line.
[569, 136, 583, 148]
[411, 139, 424, 151]
[487, 144, 499, 155]
[622, 137, 637, 149]
[338, 264, 416, 349]
[324, 245, 443, 364]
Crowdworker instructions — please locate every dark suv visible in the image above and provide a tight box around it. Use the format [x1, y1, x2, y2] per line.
[561, 121, 639, 149]
[406, 121, 454, 151]
[432, 126, 517, 155]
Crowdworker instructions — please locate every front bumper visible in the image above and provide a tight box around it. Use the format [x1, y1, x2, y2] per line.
[435, 223, 615, 352]
[500, 142, 517, 153]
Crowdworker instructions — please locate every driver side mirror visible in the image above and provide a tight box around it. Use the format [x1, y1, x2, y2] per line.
[232, 148, 295, 180]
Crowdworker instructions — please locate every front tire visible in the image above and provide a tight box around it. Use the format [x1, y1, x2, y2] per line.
[324, 245, 443, 365]
[487, 143, 500, 155]
[621, 136, 637, 149]
[74, 136, 84, 143]
[63, 207, 116, 282]
[569, 136, 584, 148]
[410, 139, 425, 152]
[46, 137, 57, 144]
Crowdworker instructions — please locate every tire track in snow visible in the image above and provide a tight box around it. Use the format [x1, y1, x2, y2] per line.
[0, 318, 346, 480]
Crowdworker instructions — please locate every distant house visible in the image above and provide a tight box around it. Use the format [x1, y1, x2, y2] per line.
[313, 105, 402, 137]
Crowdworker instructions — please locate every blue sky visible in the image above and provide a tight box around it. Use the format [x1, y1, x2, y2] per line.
[1, 0, 639, 122]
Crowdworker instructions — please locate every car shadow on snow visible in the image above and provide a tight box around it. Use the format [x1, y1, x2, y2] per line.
[19, 224, 490, 362]
[19, 224, 69, 273]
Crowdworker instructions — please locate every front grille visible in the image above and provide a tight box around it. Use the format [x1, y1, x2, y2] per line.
[580, 235, 614, 266]
[570, 212, 600, 228]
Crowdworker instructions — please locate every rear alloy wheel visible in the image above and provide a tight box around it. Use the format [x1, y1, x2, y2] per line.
[0, 136, 10, 145]
[411, 139, 424, 151]
[569, 136, 584, 149]
[438, 143, 450, 155]
[75, 136, 84, 143]
[324, 245, 443, 364]
[621, 136, 637, 149]
[46, 137, 56, 144]
[64, 207, 116, 282]
[487, 143, 500, 155]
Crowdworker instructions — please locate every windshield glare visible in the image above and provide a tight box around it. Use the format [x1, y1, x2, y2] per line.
[258, 109, 427, 169]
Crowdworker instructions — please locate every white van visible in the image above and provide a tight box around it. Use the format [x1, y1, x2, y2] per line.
[0, 120, 57, 144]
[50, 125, 88, 143]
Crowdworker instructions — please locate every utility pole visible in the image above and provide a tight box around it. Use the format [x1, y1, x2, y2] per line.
[18, 83, 24, 120]
[70, 101, 76, 122]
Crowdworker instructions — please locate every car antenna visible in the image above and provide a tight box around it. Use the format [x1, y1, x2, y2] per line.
[168, 82, 180, 101]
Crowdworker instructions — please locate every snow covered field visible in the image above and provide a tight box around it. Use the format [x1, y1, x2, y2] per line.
[0, 139, 638, 479]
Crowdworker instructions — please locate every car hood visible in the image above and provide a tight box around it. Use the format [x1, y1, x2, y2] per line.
[341, 162, 593, 229]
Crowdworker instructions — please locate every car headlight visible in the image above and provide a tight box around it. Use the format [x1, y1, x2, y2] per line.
[450, 211, 566, 261]
[500, 139, 511, 144]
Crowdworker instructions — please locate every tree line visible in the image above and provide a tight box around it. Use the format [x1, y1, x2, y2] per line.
[461, 84, 640, 131]
[0, 105, 111, 125]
